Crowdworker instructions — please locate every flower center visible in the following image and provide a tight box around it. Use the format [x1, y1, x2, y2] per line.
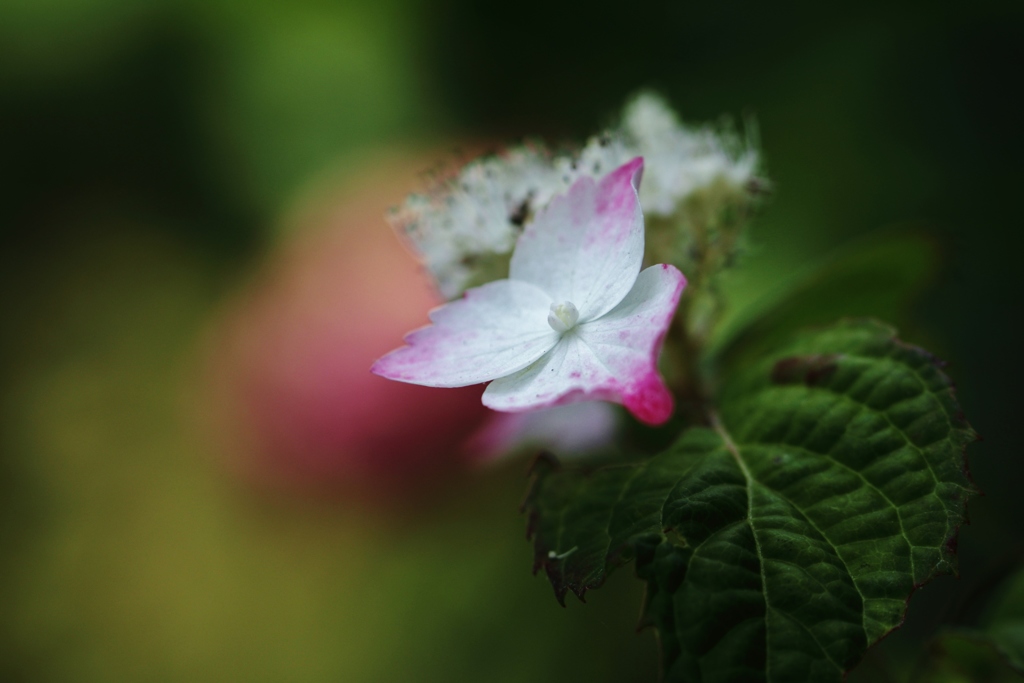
[547, 301, 580, 333]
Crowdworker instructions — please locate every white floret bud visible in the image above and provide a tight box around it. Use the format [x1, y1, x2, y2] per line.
[547, 301, 580, 333]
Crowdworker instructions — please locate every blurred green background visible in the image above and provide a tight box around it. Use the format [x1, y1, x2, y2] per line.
[1, 0, 1022, 680]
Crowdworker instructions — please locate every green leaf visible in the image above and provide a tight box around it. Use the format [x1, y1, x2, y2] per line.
[983, 567, 1024, 673]
[709, 232, 939, 366]
[525, 319, 976, 682]
[913, 634, 1018, 683]
[933, 566, 1024, 677]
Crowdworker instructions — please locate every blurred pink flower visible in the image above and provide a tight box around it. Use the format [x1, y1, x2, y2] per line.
[203, 153, 491, 494]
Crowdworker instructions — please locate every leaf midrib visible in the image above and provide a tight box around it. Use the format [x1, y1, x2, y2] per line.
[727, 349, 969, 580]
[711, 411, 777, 682]
[712, 411, 852, 679]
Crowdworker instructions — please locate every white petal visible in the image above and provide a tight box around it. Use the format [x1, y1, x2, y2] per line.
[372, 279, 558, 387]
[482, 264, 685, 424]
[509, 158, 645, 321]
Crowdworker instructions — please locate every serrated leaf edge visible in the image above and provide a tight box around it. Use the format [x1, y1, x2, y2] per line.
[524, 320, 980, 677]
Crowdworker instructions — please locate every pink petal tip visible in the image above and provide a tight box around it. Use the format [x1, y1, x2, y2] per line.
[622, 372, 675, 425]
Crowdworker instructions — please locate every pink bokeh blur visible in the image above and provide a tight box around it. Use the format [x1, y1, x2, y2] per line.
[204, 151, 491, 494]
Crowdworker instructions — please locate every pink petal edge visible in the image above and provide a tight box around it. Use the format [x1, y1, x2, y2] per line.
[370, 278, 557, 388]
[597, 156, 644, 216]
[618, 265, 687, 425]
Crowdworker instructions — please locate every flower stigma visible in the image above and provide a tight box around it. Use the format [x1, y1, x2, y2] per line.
[547, 301, 580, 333]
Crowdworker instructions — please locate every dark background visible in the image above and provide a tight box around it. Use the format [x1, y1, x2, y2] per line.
[1, 0, 1021, 680]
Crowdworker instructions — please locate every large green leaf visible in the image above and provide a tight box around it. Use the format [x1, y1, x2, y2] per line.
[709, 232, 939, 367]
[525, 319, 976, 682]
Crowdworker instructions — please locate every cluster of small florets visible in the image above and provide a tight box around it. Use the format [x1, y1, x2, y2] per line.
[392, 93, 759, 299]
[392, 144, 570, 298]
[615, 94, 759, 217]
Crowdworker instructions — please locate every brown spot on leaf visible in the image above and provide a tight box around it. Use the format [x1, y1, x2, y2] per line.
[771, 354, 842, 386]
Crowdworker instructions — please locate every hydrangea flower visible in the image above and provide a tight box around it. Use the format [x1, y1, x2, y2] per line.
[393, 93, 757, 299]
[372, 158, 686, 425]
